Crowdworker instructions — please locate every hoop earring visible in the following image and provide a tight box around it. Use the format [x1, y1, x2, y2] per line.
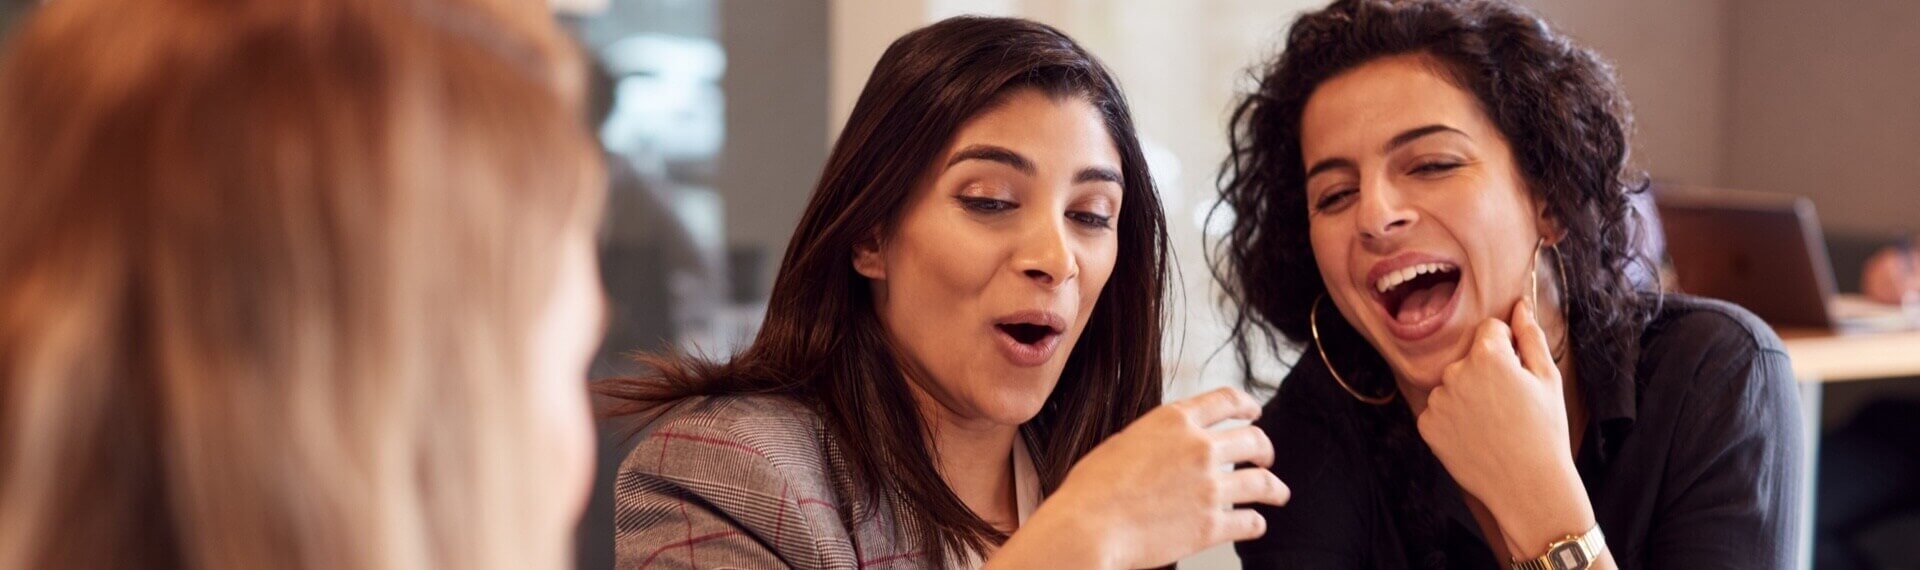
[1531, 238, 1572, 363]
[1310, 293, 1395, 405]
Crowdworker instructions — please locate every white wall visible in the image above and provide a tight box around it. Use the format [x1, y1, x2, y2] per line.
[718, 0, 830, 294]
[1528, 0, 1920, 237]
[1722, 0, 1920, 235]
[1527, 0, 1733, 186]
[828, 0, 927, 140]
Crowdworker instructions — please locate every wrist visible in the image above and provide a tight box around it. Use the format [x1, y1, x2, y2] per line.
[1504, 512, 1598, 561]
[1507, 525, 1607, 570]
[994, 504, 1116, 569]
[1491, 460, 1595, 559]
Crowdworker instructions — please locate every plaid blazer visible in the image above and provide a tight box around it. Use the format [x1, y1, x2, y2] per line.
[614, 395, 935, 569]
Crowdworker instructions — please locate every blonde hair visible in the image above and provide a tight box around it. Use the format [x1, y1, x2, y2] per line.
[0, 0, 603, 568]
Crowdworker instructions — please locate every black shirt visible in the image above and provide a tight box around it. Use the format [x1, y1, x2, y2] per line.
[1236, 294, 1804, 568]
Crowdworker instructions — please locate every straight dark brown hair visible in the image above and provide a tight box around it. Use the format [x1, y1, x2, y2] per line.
[595, 15, 1168, 562]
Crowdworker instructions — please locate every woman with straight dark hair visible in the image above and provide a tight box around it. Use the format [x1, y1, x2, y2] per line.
[597, 15, 1289, 569]
[1215, 0, 1801, 568]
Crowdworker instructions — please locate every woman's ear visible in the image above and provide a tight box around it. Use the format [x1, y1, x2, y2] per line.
[1535, 204, 1567, 246]
[852, 235, 886, 280]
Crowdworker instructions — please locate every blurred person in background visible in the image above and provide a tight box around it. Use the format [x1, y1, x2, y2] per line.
[0, 0, 606, 568]
[595, 16, 1288, 569]
[1860, 237, 1918, 307]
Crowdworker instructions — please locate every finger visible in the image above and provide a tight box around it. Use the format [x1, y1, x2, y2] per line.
[1210, 425, 1276, 468]
[1473, 317, 1518, 365]
[1473, 317, 1510, 350]
[1220, 467, 1291, 507]
[1419, 384, 1449, 421]
[1508, 300, 1555, 380]
[1414, 404, 1442, 444]
[1213, 509, 1271, 543]
[1415, 385, 1449, 430]
[1174, 387, 1261, 427]
[1439, 359, 1467, 386]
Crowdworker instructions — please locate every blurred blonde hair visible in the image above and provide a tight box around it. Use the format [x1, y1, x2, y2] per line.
[0, 0, 603, 568]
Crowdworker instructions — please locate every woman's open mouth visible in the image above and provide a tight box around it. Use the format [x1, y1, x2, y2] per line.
[1371, 260, 1462, 341]
[992, 311, 1065, 367]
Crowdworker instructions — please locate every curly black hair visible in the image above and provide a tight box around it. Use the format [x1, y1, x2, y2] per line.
[1210, 0, 1655, 564]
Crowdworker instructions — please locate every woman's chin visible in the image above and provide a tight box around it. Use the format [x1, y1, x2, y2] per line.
[985, 395, 1051, 427]
[945, 382, 1051, 427]
[1385, 356, 1447, 393]
[1377, 322, 1480, 394]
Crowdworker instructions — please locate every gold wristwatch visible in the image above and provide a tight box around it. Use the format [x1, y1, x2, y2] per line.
[1510, 524, 1605, 570]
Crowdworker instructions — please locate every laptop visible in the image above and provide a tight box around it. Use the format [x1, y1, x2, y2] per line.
[1655, 184, 1909, 331]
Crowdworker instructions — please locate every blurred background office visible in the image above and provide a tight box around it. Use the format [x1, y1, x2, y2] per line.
[5, 0, 1914, 568]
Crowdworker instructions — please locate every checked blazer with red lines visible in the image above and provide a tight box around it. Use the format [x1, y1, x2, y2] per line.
[614, 394, 938, 569]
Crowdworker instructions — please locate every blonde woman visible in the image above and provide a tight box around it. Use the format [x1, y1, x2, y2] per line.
[0, 0, 605, 568]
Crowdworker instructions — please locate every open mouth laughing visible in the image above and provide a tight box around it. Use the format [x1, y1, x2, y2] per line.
[1367, 255, 1463, 341]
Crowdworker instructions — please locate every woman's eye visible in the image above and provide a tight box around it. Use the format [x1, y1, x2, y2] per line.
[1068, 211, 1113, 229]
[1314, 188, 1356, 212]
[1410, 161, 1462, 176]
[957, 196, 1015, 213]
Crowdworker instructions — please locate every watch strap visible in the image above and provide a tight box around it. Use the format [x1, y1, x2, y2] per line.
[1510, 524, 1605, 570]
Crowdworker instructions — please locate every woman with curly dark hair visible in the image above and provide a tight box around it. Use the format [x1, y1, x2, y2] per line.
[1215, 0, 1803, 567]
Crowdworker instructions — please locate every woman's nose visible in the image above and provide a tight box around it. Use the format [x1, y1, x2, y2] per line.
[1354, 179, 1417, 241]
[1014, 215, 1076, 288]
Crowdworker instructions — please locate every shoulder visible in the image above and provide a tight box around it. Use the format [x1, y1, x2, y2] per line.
[1640, 293, 1787, 362]
[1619, 296, 1804, 554]
[1633, 293, 1800, 449]
[614, 394, 864, 567]
[1636, 293, 1794, 403]
[633, 392, 827, 438]
[617, 394, 835, 492]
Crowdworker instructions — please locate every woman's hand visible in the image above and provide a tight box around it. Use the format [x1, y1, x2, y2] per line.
[1417, 301, 1598, 559]
[988, 387, 1291, 569]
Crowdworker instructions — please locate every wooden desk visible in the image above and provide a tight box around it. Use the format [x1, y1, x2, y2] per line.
[1778, 327, 1920, 383]
[1773, 324, 1920, 570]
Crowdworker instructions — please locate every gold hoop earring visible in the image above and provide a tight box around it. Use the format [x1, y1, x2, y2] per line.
[1310, 293, 1395, 405]
[1532, 238, 1572, 364]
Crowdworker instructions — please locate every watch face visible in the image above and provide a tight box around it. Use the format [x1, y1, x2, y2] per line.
[1548, 543, 1590, 570]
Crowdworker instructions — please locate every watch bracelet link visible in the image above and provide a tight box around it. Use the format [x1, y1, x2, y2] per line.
[1510, 524, 1605, 570]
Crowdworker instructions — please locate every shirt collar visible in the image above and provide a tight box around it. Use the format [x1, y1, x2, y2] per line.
[1576, 292, 1661, 465]
[1013, 435, 1041, 524]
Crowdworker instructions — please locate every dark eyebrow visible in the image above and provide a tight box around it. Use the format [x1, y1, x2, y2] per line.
[1304, 157, 1357, 181]
[1074, 166, 1122, 185]
[1303, 124, 1469, 182]
[1383, 124, 1469, 153]
[945, 144, 1034, 176]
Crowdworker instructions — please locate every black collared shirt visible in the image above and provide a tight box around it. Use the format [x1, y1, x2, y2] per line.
[1236, 294, 1804, 568]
